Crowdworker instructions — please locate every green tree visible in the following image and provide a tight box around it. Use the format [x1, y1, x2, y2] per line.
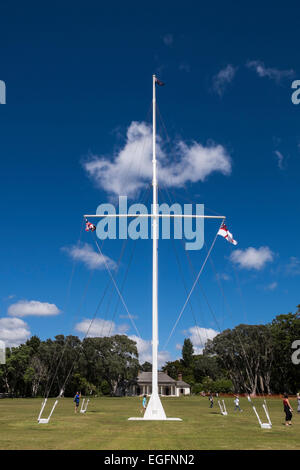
[36, 335, 82, 397]
[204, 324, 274, 394]
[162, 360, 183, 380]
[82, 335, 139, 396]
[24, 356, 48, 397]
[270, 309, 300, 393]
[182, 338, 194, 368]
[0, 344, 32, 396]
[193, 354, 223, 382]
[140, 361, 152, 372]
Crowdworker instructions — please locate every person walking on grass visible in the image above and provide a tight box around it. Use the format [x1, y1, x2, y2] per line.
[234, 394, 243, 412]
[283, 393, 293, 426]
[209, 393, 214, 408]
[74, 391, 81, 414]
[297, 393, 300, 413]
[141, 394, 147, 414]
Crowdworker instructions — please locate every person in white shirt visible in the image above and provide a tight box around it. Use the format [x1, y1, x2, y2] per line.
[234, 394, 243, 412]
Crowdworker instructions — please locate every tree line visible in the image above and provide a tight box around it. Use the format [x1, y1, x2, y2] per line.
[163, 307, 300, 395]
[0, 306, 299, 397]
[0, 335, 140, 398]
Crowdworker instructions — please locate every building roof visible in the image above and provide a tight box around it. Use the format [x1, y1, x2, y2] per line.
[137, 371, 176, 384]
[137, 371, 190, 387]
[176, 380, 190, 388]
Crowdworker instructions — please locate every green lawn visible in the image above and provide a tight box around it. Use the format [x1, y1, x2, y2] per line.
[0, 396, 299, 450]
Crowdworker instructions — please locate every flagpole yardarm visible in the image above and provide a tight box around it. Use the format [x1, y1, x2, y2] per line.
[84, 214, 225, 219]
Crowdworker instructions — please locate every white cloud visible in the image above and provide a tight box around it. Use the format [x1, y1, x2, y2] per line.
[129, 336, 151, 363]
[63, 243, 116, 271]
[129, 335, 170, 367]
[212, 64, 237, 97]
[274, 150, 285, 170]
[8, 300, 60, 317]
[184, 326, 219, 354]
[75, 318, 129, 338]
[74, 319, 170, 367]
[230, 246, 274, 270]
[83, 122, 153, 198]
[83, 121, 232, 198]
[265, 282, 278, 291]
[0, 317, 31, 347]
[159, 140, 232, 187]
[285, 256, 300, 276]
[246, 60, 294, 83]
[163, 33, 173, 46]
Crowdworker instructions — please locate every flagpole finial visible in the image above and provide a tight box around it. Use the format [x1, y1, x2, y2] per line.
[154, 76, 165, 86]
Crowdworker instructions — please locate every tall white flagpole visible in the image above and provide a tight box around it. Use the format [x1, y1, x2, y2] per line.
[130, 75, 181, 420]
[152, 73, 159, 397]
[143, 75, 170, 419]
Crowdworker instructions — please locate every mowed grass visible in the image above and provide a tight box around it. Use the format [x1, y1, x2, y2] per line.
[0, 396, 299, 450]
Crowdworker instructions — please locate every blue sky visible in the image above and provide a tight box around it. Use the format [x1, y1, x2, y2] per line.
[0, 1, 300, 365]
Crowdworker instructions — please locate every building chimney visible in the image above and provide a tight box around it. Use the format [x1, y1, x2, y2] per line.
[178, 373, 182, 382]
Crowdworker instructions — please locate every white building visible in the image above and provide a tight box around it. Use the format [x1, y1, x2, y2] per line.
[131, 371, 190, 397]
